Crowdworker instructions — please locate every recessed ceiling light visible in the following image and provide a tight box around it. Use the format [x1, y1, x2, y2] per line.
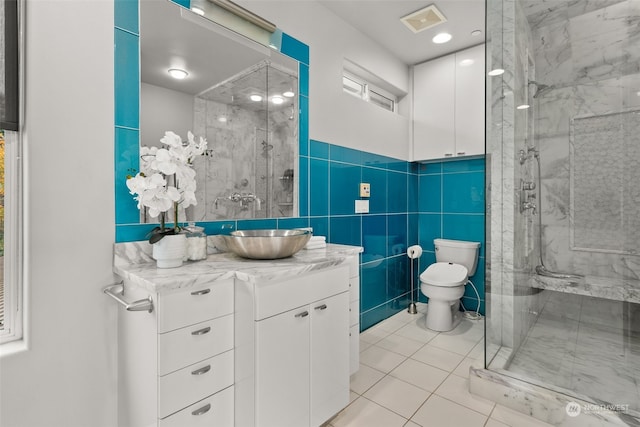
[516, 104, 530, 110]
[459, 59, 474, 67]
[168, 68, 188, 80]
[191, 6, 205, 16]
[471, 30, 482, 37]
[283, 90, 295, 98]
[218, 116, 228, 122]
[250, 94, 263, 102]
[636, 90, 640, 96]
[488, 68, 505, 76]
[271, 96, 284, 105]
[432, 32, 452, 44]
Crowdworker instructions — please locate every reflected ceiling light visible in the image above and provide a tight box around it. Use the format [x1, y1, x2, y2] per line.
[471, 30, 482, 37]
[250, 94, 263, 102]
[459, 59, 474, 67]
[168, 68, 188, 79]
[218, 116, 228, 123]
[283, 90, 295, 98]
[488, 68, 505, 76]
[432, 32, 452, 44]
[517, 104, 530, 110]
[271, 96, 284, 105]
[636, 90, 640, 96]
[191, 7, 205, 16]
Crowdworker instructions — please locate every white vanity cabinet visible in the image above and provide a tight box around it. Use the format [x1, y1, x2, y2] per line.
[348, 256, 360, 375]
[117, 279, 235, 427]
[413, 44, 485, 161]
[235, 264, 351, 427]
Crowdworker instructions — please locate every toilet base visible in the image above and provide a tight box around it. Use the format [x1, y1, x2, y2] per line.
[424, 300, 462, 332]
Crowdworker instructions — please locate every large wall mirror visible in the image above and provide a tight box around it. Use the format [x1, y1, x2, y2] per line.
[140, 0, 299, 222]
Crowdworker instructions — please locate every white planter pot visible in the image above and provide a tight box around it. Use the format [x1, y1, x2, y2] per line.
[152, 234, 187, 268]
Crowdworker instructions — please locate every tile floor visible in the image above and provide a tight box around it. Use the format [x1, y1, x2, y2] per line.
[326, 304, 554, 427]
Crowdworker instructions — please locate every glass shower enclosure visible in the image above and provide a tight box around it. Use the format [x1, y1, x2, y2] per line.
[484, 0, 640, 423]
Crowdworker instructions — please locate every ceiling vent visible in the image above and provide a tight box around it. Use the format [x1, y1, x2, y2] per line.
[400, 5, 447, 34]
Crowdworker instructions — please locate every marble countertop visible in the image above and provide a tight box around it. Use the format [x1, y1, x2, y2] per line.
[114, 243, 363, 294]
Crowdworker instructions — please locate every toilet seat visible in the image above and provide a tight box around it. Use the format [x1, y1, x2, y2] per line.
[420, 262, 468, 287]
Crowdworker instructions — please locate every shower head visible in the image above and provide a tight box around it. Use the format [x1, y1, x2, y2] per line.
[528, 80, 554, 98]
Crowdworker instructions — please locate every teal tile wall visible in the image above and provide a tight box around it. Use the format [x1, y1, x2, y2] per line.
[417, 158, 486, 315]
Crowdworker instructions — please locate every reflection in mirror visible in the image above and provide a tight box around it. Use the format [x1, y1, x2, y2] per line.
[140, 0, 298, 222]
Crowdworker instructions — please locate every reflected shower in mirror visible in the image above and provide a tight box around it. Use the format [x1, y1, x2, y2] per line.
[140, 0, 298, 222]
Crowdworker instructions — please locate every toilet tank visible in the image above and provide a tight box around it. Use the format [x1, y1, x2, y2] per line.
[434, 239, 481, 276]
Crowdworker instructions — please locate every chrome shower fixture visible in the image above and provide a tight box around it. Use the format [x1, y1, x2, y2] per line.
[518, 146, 539, 164]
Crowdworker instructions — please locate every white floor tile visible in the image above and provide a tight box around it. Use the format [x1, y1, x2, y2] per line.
[360, 345, 407, 373]
[452, 356, 482, 379]
[411, 344, 465, 372]
[350, 363, 385, 395]
[468, 340, 484, 360]
[490, 404, 555, 427]
[363, 376, 431, 419]
[361, 325, 391, 344]
[359, 337, 373, 353]
[374, 333, 426, 357]
[395, 321, 439, 343]
[374, 317, 410, 333]
[434, 374, 495, 415]
[410, 395, 488, 427]
[428, 333, 479, 356]
[403, 421, 421, 427]
[331, 397, 407, 427]
[485, 418, 510, 427]
[391, 309, 422, 324]
[389, 358, 449, 392]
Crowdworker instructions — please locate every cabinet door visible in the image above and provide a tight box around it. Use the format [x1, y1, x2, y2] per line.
[256, 305, 311, 427]
[455, 44, 485, 157]
[413, 54, 456, 160]
[310, 292, 350, 427]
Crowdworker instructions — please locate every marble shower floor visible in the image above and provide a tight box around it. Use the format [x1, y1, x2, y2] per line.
[507, 291, 640, 412]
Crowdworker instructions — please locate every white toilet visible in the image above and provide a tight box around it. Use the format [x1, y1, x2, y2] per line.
[420, 239, 480, 332]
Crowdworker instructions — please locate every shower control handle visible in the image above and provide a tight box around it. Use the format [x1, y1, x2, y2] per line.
[522, 181, 536, 191]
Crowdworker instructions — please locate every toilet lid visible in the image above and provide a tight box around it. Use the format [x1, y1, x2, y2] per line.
[420, 262, 468, 287]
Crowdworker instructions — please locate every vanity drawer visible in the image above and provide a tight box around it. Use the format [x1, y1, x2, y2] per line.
[158, 350, 234, 419]
[158, 279, 234, 333]
[158, 314, 234, 376]
[159, 386, 234, 427]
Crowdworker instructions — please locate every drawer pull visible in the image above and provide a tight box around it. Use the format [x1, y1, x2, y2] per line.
[191, 326, 211, 336]
[314, 304, 328, 311]
[457, 151, 466, 155]
[444, 153, 453, 157]
[191, 365, 211, 376]
[190, 288, 211, 296]
[294, 310, 309, 318]
[191, 403, 211, 416]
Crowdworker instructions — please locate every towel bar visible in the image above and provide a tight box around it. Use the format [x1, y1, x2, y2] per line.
[103, 282, 154, 313]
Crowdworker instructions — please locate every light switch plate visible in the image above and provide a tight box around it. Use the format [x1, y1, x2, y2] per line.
[355, 200, 369, 213]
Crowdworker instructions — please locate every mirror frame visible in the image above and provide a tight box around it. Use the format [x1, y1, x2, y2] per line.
[114, 0, 309, 242]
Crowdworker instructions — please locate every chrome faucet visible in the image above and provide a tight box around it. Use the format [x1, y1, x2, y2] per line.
[214, 192, 262, 210]
[521, 194, 537, 214]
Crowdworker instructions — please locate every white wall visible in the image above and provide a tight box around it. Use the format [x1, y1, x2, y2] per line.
[238, 0, 411, 160]
[0, 1, 117, 426]
[141, 83, 194, 148]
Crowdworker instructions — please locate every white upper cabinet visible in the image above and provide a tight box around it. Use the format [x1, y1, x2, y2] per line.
[413, 44, 485, 161]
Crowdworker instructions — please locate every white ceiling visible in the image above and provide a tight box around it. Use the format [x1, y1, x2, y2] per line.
[317, 0, 486, 65]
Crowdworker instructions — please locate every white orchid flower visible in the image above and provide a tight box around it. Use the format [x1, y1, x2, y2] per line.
[160, 131, 183, 148]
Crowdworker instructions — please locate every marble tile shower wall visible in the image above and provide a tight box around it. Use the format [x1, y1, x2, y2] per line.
[529, 0, 640, 281]
[191, 98, 296, 221]
[417, 159, 486, 316]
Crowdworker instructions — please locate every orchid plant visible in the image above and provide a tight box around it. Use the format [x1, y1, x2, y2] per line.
[126, 131, 208, 243]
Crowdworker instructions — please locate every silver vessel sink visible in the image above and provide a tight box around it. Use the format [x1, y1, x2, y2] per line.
[221, 229, 312, 260]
